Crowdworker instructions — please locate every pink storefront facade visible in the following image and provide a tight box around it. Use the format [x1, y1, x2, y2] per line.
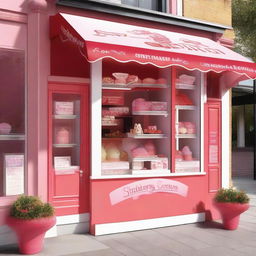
[0, 0, 255, 245]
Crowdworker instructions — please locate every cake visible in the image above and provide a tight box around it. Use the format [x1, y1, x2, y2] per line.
[182, 146, 193, 161]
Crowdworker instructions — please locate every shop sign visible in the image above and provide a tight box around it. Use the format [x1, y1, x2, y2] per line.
[109, 178, 188, 205]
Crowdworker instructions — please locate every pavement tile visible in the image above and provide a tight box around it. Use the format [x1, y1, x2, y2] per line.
[195, 246, 247, 256]
[155, 226, 212, 250]
[96, 238, 143, 256]
[234, 246, 256, 256]
[67, 248, 125, 256]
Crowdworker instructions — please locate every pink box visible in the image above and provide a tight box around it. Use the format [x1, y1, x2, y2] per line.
[150, 158, 168, 170]
[151, 102, 167, 111]
[55, 101, 74, 115]
[102, 95, 124, 105]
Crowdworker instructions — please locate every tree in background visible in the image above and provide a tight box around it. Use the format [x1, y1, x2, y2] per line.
[232, 0, 256, 61]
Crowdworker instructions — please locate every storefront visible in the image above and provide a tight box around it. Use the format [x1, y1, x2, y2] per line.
[0, 0, 256, 244]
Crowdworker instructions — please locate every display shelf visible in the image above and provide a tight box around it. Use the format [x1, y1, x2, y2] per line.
[132, 111, 168, 117]
[132, 169, 170, 175]
[132, 156, 164, 162]
[127, 133, 167, 139]
[175, 134, 196, 139]
[102, 85, 132, 90]
[102, 84, 169, 90]
[175, 105, 196, 110]
[0, 134, 25, 140]
[53, 114, 79, 119]
[129, 83, 169, 89]
[176, 83, 195, 90]
[53, 143, 78, 148]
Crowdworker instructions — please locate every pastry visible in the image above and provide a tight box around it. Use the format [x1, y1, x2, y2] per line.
[102, 77, 114, 84]
[156, 78, 167, 85]
[127, 75, 139, 84]
[142, 77, 156, 84]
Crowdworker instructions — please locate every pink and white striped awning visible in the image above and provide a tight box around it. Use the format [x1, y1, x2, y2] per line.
[50, 13, 256, 79]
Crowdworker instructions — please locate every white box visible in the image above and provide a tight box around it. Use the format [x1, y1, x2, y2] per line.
[54, 156, 71, 169]
[3, 154, 24, 196]
[54, 101, 74, 115]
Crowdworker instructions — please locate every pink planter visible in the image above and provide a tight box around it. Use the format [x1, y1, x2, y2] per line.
[214, 202, 249, 230]
[7, 216, 56, 254]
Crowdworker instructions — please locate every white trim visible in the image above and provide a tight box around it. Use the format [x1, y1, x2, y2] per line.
[56, 213, 90, 225]
[221, 88, 230, 188]
[48, 76, 90, 84]
[200, 73, 205, 173]
[91, 61, 102, 177]
[45, 213, 90, 238]
[91, 172, 206, 180]
[95, 212, 205, 235]
[177, 0, 183, 16]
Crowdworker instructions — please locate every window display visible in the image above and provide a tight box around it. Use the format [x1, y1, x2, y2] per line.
[101, 61, 171, 176]
[175, 69, 202, 173]
[51, 94, 81, 174]
[0, 49, 25, 196]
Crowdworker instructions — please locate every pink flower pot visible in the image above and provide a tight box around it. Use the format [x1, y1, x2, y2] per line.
[7, 216, 56, 254]
[214, 202, 249, 230]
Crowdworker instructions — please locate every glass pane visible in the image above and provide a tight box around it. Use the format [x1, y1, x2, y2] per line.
[52, 93, 81, 173]
[122, 0, 139, 7]
[0, 49, 25, 196]
[175, 68, 201, 173]
[139, 0, 158, 11]
[101, 59, 171, 176]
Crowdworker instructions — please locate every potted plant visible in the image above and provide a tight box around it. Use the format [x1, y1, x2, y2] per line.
[6, 195, 56, 254]
[214, 187, 250, 230]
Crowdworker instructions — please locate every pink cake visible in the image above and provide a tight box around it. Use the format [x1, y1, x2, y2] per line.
[132, 98, 152, 111]
[144, 141, 156, 156]
[131, 146, 149, 158]
[178, 74, 196, 85]
[56, 128, 70, 144]
[182, 146, 193, 161]
[183, 122, 196, 134]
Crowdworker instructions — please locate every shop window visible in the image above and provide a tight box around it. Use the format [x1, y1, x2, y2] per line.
[99, 60, 203, 177]
[175, 68, 202, 173]
[0, 49, 25, 197]
[121, 0, 166, 12]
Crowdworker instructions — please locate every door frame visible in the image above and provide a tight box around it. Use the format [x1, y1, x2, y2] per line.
[48, 76, 90, 217]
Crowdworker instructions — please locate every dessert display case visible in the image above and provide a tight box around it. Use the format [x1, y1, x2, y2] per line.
[174, 69, 201, 173]
[101, 62, 171, 176]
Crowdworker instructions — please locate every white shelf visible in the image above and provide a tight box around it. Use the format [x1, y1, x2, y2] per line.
[132, 111, 168, 117]
[129, 83, 169, 89]
[102, 84, 169, 90]
[53, 143, 78, 148]
[132, 156, 165, 162]
[176, 83, 195, 90]
[102, 85, 132, 90]
[132, 169, 169, 175]
[53, 115, 79, 119]
[0, 134, 25, 140]
[127, 133, 167, 139]
[91, 172, 206, 179]
[175, 134, 196, 139]
[175, 105, 196, 110]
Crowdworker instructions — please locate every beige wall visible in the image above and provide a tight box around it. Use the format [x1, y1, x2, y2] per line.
[183, 0, 233, 40]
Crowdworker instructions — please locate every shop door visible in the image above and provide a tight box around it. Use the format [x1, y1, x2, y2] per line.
[48, 82, 90, 216]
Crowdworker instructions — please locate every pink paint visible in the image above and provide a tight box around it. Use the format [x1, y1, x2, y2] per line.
[109, 179, 188, 205]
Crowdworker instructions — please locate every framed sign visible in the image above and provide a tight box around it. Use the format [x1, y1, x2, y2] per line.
[3, 154, 24, 196]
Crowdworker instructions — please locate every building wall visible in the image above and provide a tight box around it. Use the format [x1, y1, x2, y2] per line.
[183, 0, 233, 41]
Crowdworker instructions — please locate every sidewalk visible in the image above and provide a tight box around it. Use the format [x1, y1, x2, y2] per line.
[0, 178, 255, 256]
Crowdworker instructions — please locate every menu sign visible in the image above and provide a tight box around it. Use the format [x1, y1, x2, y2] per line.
[3, 154, 24, 196]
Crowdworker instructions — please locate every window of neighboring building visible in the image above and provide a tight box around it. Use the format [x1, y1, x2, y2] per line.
[121, 0, 167, 12]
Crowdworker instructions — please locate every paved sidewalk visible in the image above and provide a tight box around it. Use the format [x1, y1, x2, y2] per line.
[0, 178, 255, 256]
